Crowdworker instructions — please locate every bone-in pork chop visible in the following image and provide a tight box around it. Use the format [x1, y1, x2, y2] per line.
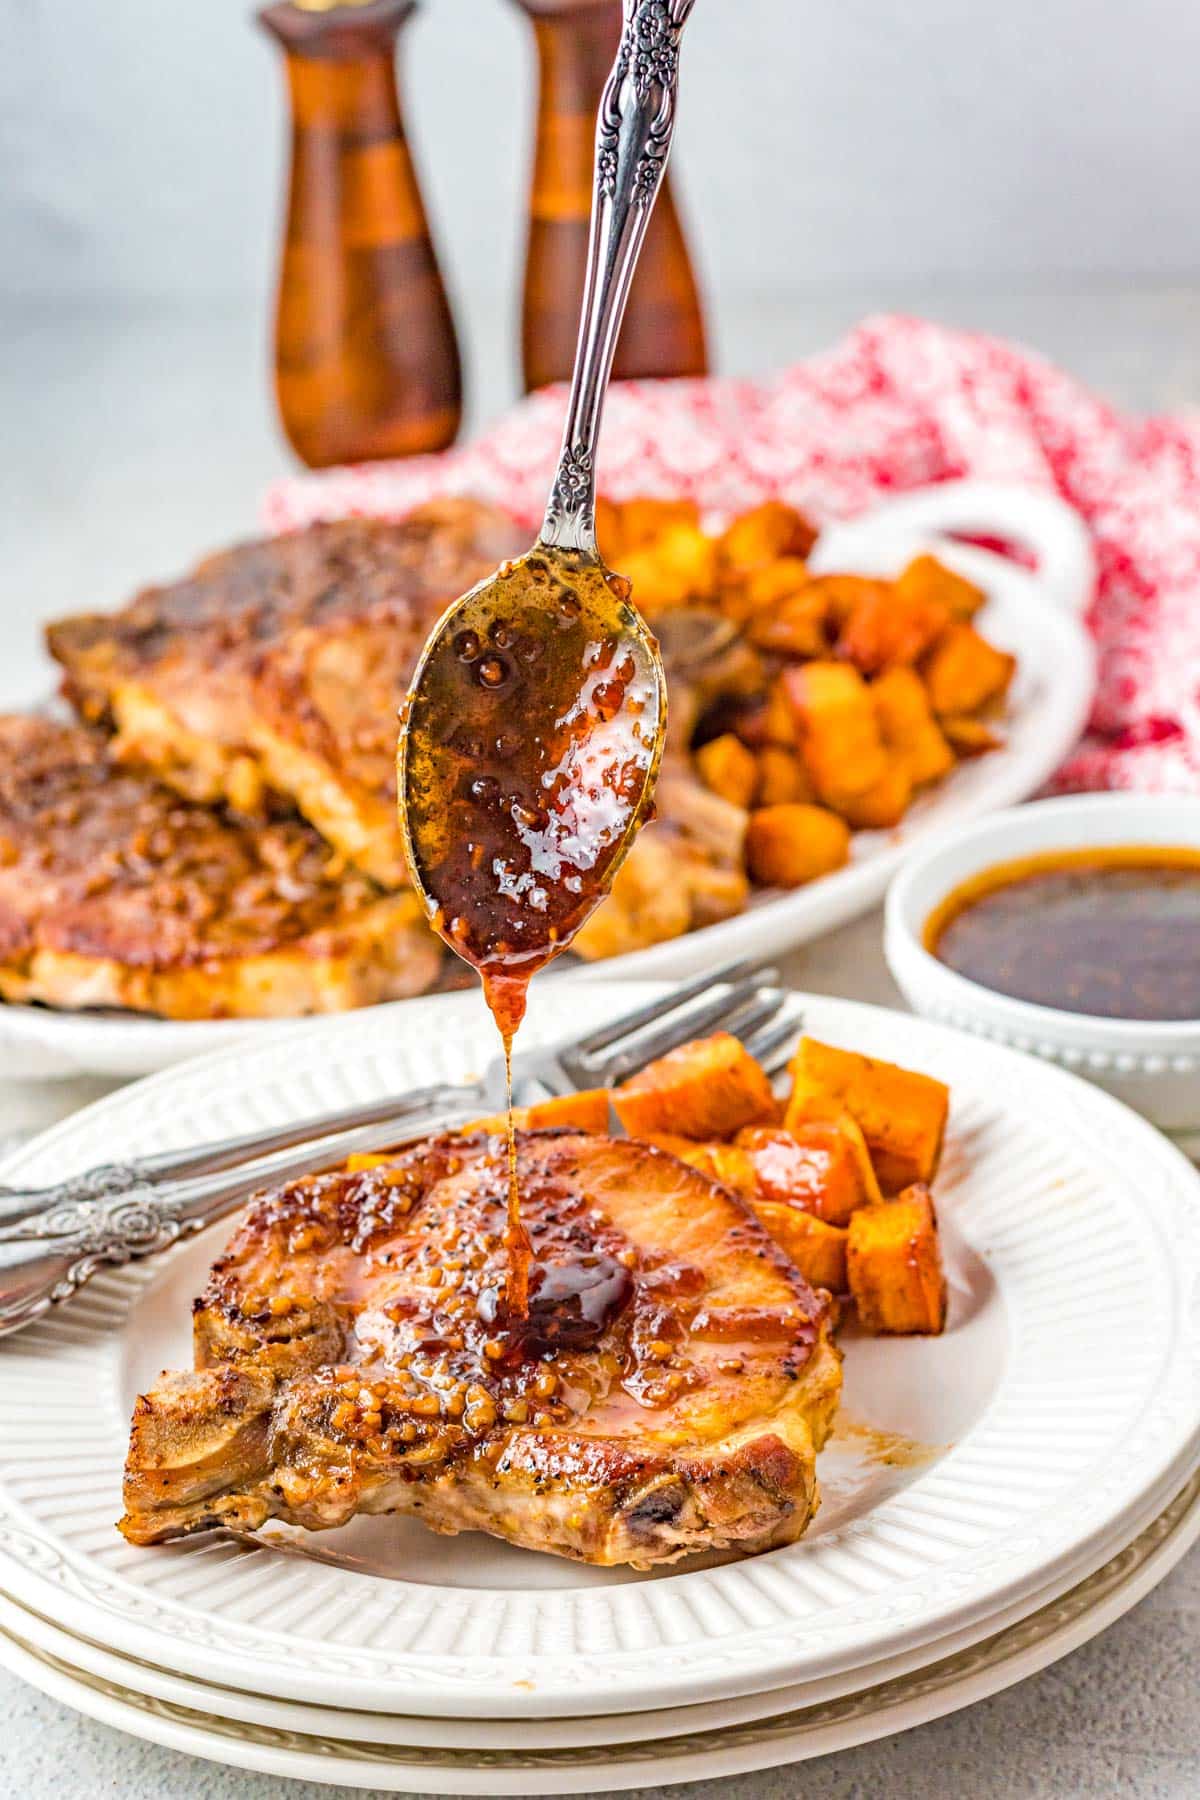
[120, 1131, 842, 1566]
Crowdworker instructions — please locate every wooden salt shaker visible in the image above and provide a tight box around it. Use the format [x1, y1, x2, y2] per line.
[512, 0, 709, 392]
[258, 0, 462, 467]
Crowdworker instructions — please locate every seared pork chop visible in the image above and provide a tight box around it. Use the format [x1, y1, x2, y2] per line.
[120, 1131, 842, 1566]
[47, 500, 524, 887]
[0, 716, 440, 1018]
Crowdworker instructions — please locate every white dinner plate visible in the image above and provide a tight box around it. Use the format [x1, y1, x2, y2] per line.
[0, 479, 1097, 1078]
[0, 1435, 1193, 1754]
[1, 983, 1197, 1721]
[2, 1465, 1197, 1795]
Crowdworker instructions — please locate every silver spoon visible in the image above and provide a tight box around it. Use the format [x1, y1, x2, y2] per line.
[397, 0, 697, 1035]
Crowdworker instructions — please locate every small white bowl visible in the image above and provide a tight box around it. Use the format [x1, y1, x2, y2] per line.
[884, 794, 1200, 1134]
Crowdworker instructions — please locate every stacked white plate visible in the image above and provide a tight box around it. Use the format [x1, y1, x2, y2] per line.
[2, 984, 1199, 1792]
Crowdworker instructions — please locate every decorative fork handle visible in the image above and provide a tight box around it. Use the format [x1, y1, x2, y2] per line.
[540, 0, 697, 555]
[0, 1161, 154, 1227]
[0, 1086, 482, 1337]
[0, 1101, 480, 1337]
[0, 1182, 208, 1337]
[0, 1079, 472, 1231]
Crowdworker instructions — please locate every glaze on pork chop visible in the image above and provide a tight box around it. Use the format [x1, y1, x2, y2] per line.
[120, 1131, 842, 1566]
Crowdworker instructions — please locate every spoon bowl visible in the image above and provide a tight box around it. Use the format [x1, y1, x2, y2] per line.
[399, 543, 665, 1025]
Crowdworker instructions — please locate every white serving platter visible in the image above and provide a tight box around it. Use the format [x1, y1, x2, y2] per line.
[0, 479, 1096, 1079]
[1, 982, 1196, 1723]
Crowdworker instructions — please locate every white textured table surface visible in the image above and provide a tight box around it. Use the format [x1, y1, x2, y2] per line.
[2, 291, 1199, 1798]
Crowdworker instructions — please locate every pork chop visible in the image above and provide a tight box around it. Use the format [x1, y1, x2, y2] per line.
[47, 500, 524, 888]
[0, 715, 440, 1018]
[120, 1131, 842, 1566]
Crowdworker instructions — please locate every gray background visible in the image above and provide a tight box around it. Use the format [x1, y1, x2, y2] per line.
[4, 4, 1200, 1793]
[6, 0, 1200, 373]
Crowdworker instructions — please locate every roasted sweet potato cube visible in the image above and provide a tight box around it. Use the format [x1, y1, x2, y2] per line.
[643, 1131, 731, 1165]
[613, 1032, 779, 1141]
[718, 501, 818, 573]
[750, 681, 799, 749]
[872, 666, 955, 788]
[735, 1119, 879, 1224]
[755, 746, 814, 806]
[618, 546, 688, 612]
[751, 1202, 848, 1293]
[719, 556, 812, 627]
[467, 1089, 613, 1136]
[847, 1186, 947, 1334]
[683, 1135, 852, 1289]
[784, 1037, 950, 1192]
[694, 733, 759, 809]
[745, 803, 850, 887]
[834, 763, 912, 831]
[837, 585, 948, 675]
[781, 662, 890, 807]
[746, 588, 829, 659]
[921, 623, 1015, 716]
[897, 552, 985, 621]
[617, 497, 702, 550]
[742, 556, 812, 608]
[941, 713, 1003, 758]
[654, 522, 719, 596]
[803, 574, 893, 626]
[522, 1090, 612, 1133]
[620, 525, 717, 611]
[676, 1140, 758, 1195]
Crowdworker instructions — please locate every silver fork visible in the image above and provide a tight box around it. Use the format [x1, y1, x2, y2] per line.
[0, 960, 799, 1337]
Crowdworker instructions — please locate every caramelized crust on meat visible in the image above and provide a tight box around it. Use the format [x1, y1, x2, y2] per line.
[120, 1131, 842, 1566]
[0, 716, 439, 1018]
[47, 501, 524, 887]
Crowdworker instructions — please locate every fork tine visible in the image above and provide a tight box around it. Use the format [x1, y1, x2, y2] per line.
[742, 1013, 801, 1074]
[579, 973, 778, 1085]
[575, 956, 772, 1057]
[713, 989, 788, 1047]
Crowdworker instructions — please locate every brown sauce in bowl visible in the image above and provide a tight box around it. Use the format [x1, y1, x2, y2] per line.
[925, 846, 1200, 1022]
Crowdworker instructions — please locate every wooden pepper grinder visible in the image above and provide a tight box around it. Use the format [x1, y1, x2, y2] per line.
[512, 0, 709, 392]
[258, 0, 462, 467]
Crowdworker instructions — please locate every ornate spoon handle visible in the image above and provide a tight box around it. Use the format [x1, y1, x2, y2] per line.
[540, 0, 698, 555]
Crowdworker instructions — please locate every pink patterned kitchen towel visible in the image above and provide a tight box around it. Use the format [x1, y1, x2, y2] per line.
[264, 314, 1200, 794]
